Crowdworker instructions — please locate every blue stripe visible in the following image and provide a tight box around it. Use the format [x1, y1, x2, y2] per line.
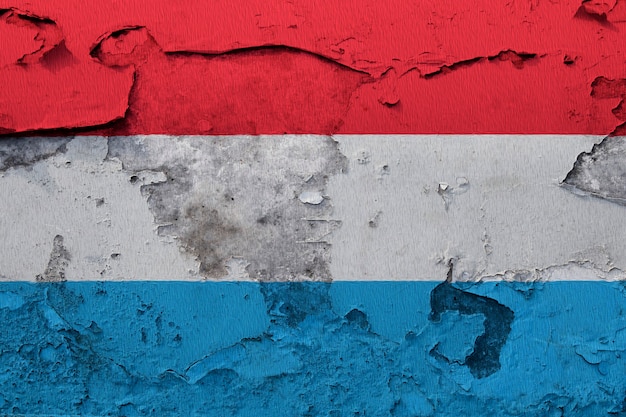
[0, 281, 625, 416]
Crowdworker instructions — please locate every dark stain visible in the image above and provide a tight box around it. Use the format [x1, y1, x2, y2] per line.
[344, 308, 370, 331]
[36, 235, 71, 282]
[429, 261, 514, 378]
[108, 135, 347, 280]
[262, 282, 332, 327]
[562, 136, 626, 204]
[256, 212, 283, 227]
[181, 206, 240, 277]
[0, 136, 70, 171]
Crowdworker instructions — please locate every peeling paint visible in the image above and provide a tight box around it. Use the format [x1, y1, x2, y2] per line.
[3, 135, 626, 282]
[563, 136, 626, 204]
[1, 1, 625, 414]
[107, 135, 347, 280]
[429, 262, 514, 378]
[0, 136, 197, 281]
[1, 1, 625, 135]
[0, 280, 624, 415]
[35, 235, 70, 282]
[329, 134, 626, 281]
[0, 7, 63, 66]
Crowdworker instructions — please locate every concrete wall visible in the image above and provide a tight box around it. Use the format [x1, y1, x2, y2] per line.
[1, 1, 626, 415]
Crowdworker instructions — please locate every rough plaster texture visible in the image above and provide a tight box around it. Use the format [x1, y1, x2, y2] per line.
[107, 135, 346, 281]
[329, 134, 626, 281]
[1, 0, 626, 415]
[1, 135, 626, 283]
[0, 136, 196, 281]
[0, 281, 625, 416]
[1, 133, 625, 414]
[1, 1, 626, 136]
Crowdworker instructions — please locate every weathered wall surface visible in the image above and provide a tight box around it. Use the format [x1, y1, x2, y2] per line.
[1, 1, 626, 136]
[2, 139, 625, 417]
[1, 1, 626, 416]
[1, 281, 625, 416]
[1, 134, 626, 283]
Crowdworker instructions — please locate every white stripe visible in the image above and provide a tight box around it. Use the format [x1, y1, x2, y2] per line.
[0, 134, 623, 282]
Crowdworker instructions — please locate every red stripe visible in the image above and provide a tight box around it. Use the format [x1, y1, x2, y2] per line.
[1, 0, 625, 135]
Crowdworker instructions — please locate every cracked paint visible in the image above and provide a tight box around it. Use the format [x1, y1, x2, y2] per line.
[2, 135, 626, 282]
[563, 136, 626, 204]
[0, 280, 625, 415]
[1, 1, 626, 415]
[0, 0, 625, 135]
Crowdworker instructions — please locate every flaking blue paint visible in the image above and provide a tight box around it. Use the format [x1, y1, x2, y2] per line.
[0, 281, 625, 416]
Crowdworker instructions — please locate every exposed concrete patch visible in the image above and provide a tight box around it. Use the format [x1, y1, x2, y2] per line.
[107, 135, 347, 281]
[562, 136, 626, 205]
[0, 136, 70, 171]
[3, 134, 626, 282]
[35, 235, 70, 282]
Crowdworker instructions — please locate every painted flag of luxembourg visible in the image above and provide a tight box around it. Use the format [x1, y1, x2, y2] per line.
[2, 1, 626, 416]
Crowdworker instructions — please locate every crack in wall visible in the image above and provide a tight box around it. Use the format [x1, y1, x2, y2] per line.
[421, 50, 538, 79]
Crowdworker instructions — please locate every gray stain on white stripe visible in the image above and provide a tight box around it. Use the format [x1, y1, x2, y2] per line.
[107, 135, 347, 280]
[4, 134, 626, 281]
[35, 235, 71, 282]
[0, 136, 71, 172]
